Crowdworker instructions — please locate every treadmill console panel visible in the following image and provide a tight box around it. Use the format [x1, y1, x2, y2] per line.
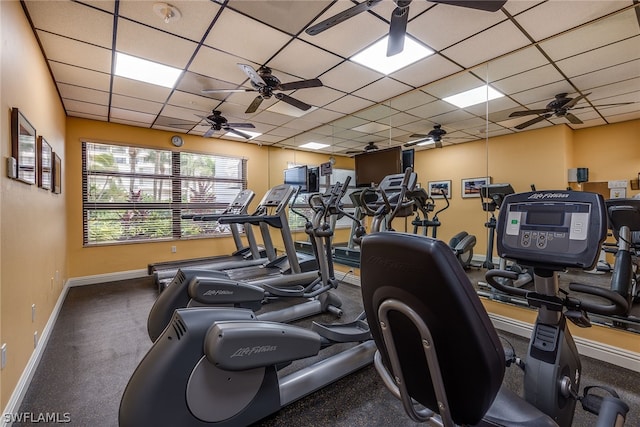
[497, 191, 606, 269]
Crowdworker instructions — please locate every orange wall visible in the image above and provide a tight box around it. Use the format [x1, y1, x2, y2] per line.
[1, 0, 68, 409]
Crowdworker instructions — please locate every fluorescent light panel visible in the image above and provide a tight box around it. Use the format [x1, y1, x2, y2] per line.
[443, 85, 504, 108]
[224, 130, 262, 140]
[417, 140, 436, 146]
[299, 142, 329, 150]
[351, 36, 434, 75]
[115, 52, 181, 88]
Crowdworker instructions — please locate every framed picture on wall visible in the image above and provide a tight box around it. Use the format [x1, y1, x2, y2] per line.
[52, 153, 62, 194]
[37, 136, 53, 190]
[11, 108, 37, 185]
[461, 176, 491, 198]
[428, 180, 451, 199]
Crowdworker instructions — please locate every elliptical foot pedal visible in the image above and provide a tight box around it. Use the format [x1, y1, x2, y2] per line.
[311, 319, 371, 342]
[580, 385, 624, 415]
[263, 284, 305, 297]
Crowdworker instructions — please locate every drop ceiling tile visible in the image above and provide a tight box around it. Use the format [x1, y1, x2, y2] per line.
[421, 72, 485, 99]
[77, 1, 115, 13]
[111, 117, 153, 127]
[110, 107, 157, 124]
[390, 54, 463, 88]
[204, 9, 292, 64]
[510, 81, 575, 106]
[112, 76, 172, 103]
[388, 112, 422, 127]
[229, 0, 333, 35]
[161, 104, 208, 122]
[177, 71, 239, 100]
[324, 95, 375, 114]
[268, 39, 343, 80]
[118, 0, 221, 43]
[557, 37, 640, 78]
[57, 83, 110, 106]
[167, 91, 218, 113]
[290, 86, 345, 109]
[269, 126, 307, 138]
[407, 4, 507, 51]
[37, 31, 111, 73]
[251, 110, 295, 127]
[572, 60, 640, 92]
[353, 104, 398, 122]
[352, 78, 413, 103]
[319, 61, 383, 93]
[68, 111, 109, 121]
[154, 116, 195, 130]
[583, 78, 640, 102]
[485, 47, 549, 82]
[540, 9, 639, 61]
[389, 90, 437, 111]
[49, 61, 111, 91]
[406, 100, 457, 120]
[430, 109, 476, 124]
[111, 94, 164, 115]
[64, 99, 109, 117]
[331, 116, 369, 130]
[606, 111, 640, 123]
[567, 117, 607, 129]
[188, 47, 257, 85]
[116, 19, 197, 68]
[513, 0, 629, 42]
[503, 0, 544, 17]
[467, 96, 520, 117]
[25, 1, 113, 48]
[491, 64, 565, 95]
[441, 20, 531, 69]
[299, 108, 344, 125]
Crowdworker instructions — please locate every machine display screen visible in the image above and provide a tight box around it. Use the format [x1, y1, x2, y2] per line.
[527, 210, 565, 226]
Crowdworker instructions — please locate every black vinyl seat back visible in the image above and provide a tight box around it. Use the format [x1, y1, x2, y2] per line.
[360, 232, 505, 425]
[606, 198, 640, 243]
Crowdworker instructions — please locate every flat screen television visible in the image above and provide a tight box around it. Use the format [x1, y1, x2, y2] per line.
[355, 146, 402, 187]
[284, 165, 308, 192]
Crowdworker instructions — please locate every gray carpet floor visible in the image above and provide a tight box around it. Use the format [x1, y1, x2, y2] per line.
[14, 272, 640, 426]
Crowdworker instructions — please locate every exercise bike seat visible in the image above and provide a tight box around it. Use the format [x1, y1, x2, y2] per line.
[360, 232, 556, 426]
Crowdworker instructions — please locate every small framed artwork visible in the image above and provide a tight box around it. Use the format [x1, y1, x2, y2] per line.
[461, 176, 491, 198]
[37, 136, 53, 190]
[52, 153, 62, 194]
[11, 108, 37, 185]
[428, 180, 451, 199]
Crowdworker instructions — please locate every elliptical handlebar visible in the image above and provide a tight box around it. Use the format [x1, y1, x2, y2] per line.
[485, 269, 527, 297]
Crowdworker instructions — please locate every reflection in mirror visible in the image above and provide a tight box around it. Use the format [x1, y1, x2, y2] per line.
[38, 136, 52, 190]
[11, 108, 37, 185]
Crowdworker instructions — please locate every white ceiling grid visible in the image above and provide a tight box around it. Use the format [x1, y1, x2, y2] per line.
[20, 0, 640, 155]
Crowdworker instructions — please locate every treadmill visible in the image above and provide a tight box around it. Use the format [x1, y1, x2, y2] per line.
[151, 189, 269, 291]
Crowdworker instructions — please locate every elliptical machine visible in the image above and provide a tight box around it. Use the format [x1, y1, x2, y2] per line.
[407, 186, 477, 269]
[360, 189, 629, 427]
[119, 170, 418, 427]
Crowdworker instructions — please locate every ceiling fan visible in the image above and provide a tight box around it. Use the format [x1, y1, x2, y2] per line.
[346, 141, 380, 154]
[403, 124, 451, 148]
[305, 0, 506, 57]
[196, 110, 255, 139]
[202, 64, 323, 114]
[509, 92, 632, 130]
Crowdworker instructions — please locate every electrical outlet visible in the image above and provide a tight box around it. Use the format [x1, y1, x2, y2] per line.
[1, 343, 6, 369]
[32, 304, 36, 322]
[171, 245, 177, 253]
[34, 331, 38, 348]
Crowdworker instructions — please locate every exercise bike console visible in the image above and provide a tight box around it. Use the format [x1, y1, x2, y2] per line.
[497, 191, 606, 270]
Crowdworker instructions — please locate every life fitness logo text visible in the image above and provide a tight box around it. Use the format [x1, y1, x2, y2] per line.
[527, 192, 570, 200]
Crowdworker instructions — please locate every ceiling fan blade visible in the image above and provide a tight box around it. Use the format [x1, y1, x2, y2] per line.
[226, 123, 255, 129]
[430, 0, 506, 12]
[278, 78, 323, 91]
[225, 127, 252, 139]
[410, 133, 429, 138]
[387, 5, 409, 57]
[514, 114, 551, 130]
[274, 93, 312, 111]
[563, 92, 590, 109]
[509, 109, 552, 117]
[305, 0, 383, 35]
[573, 102, 634, 109]
[238, 63, 266, 87]
[203, 128, 216, 138]
[201, 88, 254, 94]
[245, 96, 264, 114]
[564, 112, 583, 125]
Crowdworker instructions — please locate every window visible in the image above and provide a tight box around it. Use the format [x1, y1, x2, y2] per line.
[82, 141, 247, 246]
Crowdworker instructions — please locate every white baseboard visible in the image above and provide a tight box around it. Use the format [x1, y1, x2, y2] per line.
[66, 269, 149, 287]
[2, 268, 149, 426]
[2, 281, 70, 427]
[489, 313, 640, 373]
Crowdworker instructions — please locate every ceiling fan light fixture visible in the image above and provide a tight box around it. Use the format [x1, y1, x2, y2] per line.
[443, 85, 504, 108]
[351, 35, 434, 75]
[153, 3, 181, 24]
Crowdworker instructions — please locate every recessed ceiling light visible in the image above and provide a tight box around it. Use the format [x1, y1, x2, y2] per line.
[224, 130, 262, 140]
[299, 142, 330, 150]
[114, 52, 181, 88]
[443, 85, 504, 108]
[351, 35, 434, 75]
